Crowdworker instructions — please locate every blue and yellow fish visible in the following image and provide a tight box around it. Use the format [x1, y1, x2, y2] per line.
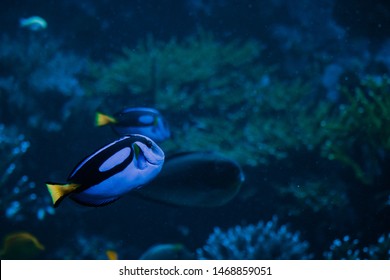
[46, 134, 165, 207]
[96, 107, 170, 143]
[0, 232, 44, 260]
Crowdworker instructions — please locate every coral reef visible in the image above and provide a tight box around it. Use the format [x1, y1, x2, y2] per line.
[324, 233, 390, 259]
[0, 34, 92, 223]
[48, 232, 120, 260]
[0, 35, 90, 133]
[320, 75, 390, 184]
[91, 31, 265, 106]
[196, 216, 312, 260]
[0, 124, 54, 221]
[277, 178, 350, 216]
[91, 32, 331, 167]
[91, 30, 390, 179]
[1, 0, 389, 260]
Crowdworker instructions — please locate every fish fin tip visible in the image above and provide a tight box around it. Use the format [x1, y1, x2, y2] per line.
[46, 182, 80, 207]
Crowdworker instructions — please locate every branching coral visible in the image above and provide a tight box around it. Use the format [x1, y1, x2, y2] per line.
[93, 31, 329, 167]
[324, 233, 390, 259]
[0, 35, 89, 133]
[91, 31, 390, 180]
[0, 34, 95, 222]
[196, 216, 312, 260]
[323, 235, 361, 259]
[320, 75, 390, 184]
[0, 124, 54, 222]
[93, 32, 263, 101]
[48, 232, 123, 260]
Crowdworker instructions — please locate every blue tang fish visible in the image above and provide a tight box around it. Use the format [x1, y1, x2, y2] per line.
[46, 134, 165, 207]
[96, 107, 170, 143]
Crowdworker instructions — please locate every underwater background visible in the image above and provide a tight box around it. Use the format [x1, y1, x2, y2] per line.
[1, 0, 390, 260]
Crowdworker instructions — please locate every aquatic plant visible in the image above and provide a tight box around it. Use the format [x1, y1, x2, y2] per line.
[0, 124, 54, 222]
[320, 75, 390, 184]
[196, 216, 312, 260]
[324, 233, 390, 260]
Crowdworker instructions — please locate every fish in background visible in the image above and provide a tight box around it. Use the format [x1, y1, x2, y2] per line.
[19, 16, 47, 31]
[46, 135, 165, 207]
[106, 250, 118, 260]
[135, 151, 245, 207]
[139, 243, 194, 260]
[96, 107, 171, 143]
[0, 232, 44, 259]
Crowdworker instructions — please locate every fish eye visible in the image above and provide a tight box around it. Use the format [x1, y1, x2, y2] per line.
[146, 140, 153, 148]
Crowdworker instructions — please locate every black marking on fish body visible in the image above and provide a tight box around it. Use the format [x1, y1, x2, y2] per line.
[115, 109, 158, 128]
[67, 136, 152, 191]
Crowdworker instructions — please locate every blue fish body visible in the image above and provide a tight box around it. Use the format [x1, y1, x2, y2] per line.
[96, 107, 171, 143]
[46, 134, 165, 207]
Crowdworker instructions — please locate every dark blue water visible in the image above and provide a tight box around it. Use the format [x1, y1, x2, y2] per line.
[1, 0, 389, 260]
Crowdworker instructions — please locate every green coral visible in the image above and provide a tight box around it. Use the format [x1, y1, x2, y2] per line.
[92, 32, 264, 107]
[91, 32, 389, 179]
[321, 75, 390, 184]
[163, 78, 319, 166]
[91, 32, 328, 166]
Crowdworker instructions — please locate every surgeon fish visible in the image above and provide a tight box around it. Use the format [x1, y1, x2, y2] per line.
[0, 232, 44, 260]
[46, 134, 165, 207]
[96, 107, 170, 143]
[135, 151, 245, 207]
[19, 16, 47, 31]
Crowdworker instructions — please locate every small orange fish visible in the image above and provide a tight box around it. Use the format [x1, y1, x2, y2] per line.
[0, 232, 44, 259]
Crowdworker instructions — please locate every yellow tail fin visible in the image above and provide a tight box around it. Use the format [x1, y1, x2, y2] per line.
[95, 112, 117, 126]
[46, 183, 80, 207]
